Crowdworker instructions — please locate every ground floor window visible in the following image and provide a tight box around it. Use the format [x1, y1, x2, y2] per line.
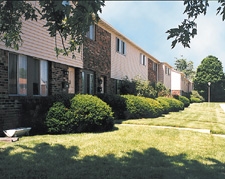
[82, 70, 94, 94]
[8, 53, 48, 96]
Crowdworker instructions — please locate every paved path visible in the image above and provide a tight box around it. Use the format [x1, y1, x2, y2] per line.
[219, 103, 225, 112]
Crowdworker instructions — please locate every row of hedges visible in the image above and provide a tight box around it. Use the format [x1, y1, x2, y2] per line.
[98, 94, 188, 120]
[45, 93, 193, 134]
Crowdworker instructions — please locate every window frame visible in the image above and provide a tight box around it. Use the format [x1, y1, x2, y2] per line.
[116, 37, 126, 55]
[140, 53, 146, 66]
[86, 24, 96, 41]
[8, 53, 48, 96]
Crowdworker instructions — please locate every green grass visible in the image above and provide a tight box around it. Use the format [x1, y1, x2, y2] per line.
[119, 102, 225, 134]
[1, 102, 225, 179]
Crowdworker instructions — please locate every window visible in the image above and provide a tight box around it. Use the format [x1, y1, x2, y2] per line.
[9, 54, 27, 95]
[8, 53, 48, 96]
[140, 53, 146, 66]
[86, 24, 95, 40]
[82, 71, 94, 95]
[165, 66, 168, 74]
[165, 66, 170, 75]
[116, 37, 126, 55]
[153, 62, 157, 71]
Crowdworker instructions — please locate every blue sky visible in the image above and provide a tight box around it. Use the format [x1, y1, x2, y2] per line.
[100, 1, 225, 71]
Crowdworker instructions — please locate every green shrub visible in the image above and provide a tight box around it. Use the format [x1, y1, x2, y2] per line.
[173, 95, 190, 107]
[122, 95, 162, 119]
[156, 97, 170, 114]
[70, 94, 114, 132]
[190, 97, 202, 103]
[158, 97, 184, 112]
[190, 90, 205, 102]
[144, 97, 163, 117]
[96, 93, 126, 119]
[45, 102, 73, 134]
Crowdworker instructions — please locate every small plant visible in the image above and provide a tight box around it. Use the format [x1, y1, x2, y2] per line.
[158, 97, 184, 112]
[173, 95, 190, 107]
[190, 97, 202, 103]
[190, 90, 205, 102]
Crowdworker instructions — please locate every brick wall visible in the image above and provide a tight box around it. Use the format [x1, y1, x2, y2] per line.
[0, 49, 21, 135]
[148, 59, 157, 83]
[0, 49, 82, 135]
[83, 25, 113, 94]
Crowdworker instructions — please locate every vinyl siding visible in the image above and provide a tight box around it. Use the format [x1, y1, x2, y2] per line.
[0, 14, 83, 68]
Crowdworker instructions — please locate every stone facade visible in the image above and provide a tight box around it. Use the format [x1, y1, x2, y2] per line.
[83, 25, 112, 94]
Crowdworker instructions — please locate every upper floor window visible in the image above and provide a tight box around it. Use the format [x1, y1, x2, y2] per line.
[116, 37, 126, 55]
[140, 53, 146, 66]
[153, 62, 157, 71]
[8, 53, 48, 96]
[86, 24, 95, 40]
[165, 66, 170, 75]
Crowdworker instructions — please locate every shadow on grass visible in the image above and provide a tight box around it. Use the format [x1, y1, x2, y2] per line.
[0, 143, 224, 179]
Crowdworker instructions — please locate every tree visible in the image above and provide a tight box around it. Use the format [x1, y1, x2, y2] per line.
[0, 0, 105, 57]
[167, 0, 225, 48]
[174, 57, 195, 80]
[194, 55, 225, 102]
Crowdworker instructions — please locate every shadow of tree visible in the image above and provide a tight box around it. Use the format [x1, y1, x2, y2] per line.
[0, 143, 224, 179]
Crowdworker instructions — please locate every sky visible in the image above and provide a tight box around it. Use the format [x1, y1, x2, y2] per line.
[99, 1, 225, 71]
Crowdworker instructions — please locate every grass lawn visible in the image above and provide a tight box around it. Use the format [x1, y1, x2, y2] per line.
[119, 102, 225, 134]
[1, 102, 225, 179]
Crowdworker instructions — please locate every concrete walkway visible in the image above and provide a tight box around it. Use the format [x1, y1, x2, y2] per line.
[119, 124, 211, 134]
[119, 103, 225, 139]
[219, 103, 225, 112]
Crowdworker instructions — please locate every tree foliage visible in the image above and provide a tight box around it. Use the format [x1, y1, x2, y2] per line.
[174, 57, 195, 80]
[167, 0, 225, 48]
[0, 0, 105, 57]
[194, 55, 225, 101]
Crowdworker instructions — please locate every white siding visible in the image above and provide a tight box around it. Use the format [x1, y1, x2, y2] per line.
[171, 70, 181, 91]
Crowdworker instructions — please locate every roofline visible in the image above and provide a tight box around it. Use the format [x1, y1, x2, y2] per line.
[98, 18, 160, 64]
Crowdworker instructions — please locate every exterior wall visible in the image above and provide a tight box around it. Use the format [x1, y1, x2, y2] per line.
[171, 70, 181, 95]
[0, 16, 83, 68]
[148, 59, 158, 83]
[171, 69, 193, 95]
[158, 63, 171, 90]
[110, 32, 148, 81]
[0, 48, 82, 134]
[83, 25, 112, 94]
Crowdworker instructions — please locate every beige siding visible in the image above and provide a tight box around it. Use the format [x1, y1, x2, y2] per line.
[98, 19, 160, 81]
[110, 34, 148, 80]
[0, 15, 83, 68]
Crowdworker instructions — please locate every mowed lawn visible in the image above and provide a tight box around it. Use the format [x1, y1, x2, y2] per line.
[120, 102, 225, 134]
[0, 103, 225, 179]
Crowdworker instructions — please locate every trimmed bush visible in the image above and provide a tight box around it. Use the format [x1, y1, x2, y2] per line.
[96, 93, 126, 119]
[156, 97, 170, 114]
[144, 97, 163, 117]
[158, 97, 184, 112]
[45, 102, 73, 134]
[190, 90, 205, 102]
[122, 95, 162, 119]
[70, 94, 114, 132]
[190, 97, 202, 103]
[173, 95, 190, 107]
